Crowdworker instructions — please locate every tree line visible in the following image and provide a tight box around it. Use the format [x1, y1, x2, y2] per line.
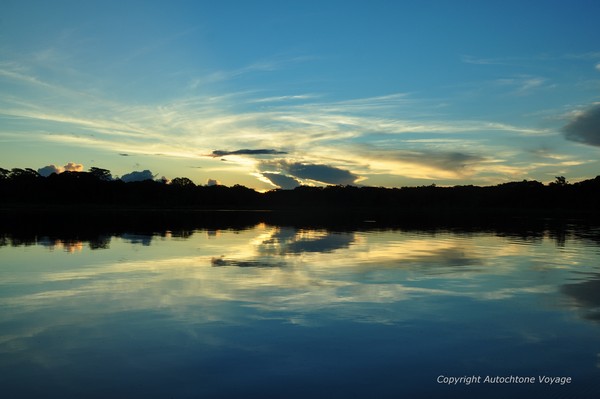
[1, 166, 599, 213]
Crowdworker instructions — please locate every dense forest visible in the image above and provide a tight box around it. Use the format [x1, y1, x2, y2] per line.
[1, 166, 600, 213]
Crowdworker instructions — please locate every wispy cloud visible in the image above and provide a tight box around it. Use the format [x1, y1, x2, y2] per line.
[116, 27, 200, 67]
[494, 75, 549, 95]
[337, 145, 491, 181]
[563, 52, 600, 60]
[189, 55, 314, 88]
[248, 94, 317, 103]
[0, 57, 566, 186]
[463, 52, 600, 65]
[461, 55, 511, 65]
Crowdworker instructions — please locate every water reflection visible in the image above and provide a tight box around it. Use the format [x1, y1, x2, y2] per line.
[258, 227, 355, 255]
[562, 273, 600, 322]
[37, 238, 85, 253]
[212, 227, 355, 268]
[2, 222, 600, 398]
[121, 233, 153, 246]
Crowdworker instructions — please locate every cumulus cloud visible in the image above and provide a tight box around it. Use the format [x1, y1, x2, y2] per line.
[120, 170, 155, 182]
[261, 160, 359, 186]
[562, 104, 600, 147]
[206, 178, 220, 186]
[63, 162, 83, 172]
[210, 149, 287, 157]
[38, 162, 84, 176]
[38, 164, 62, 177]
[261, 172, 301, 189]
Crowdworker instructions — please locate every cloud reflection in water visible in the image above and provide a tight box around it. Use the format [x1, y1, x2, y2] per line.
[2, 224, 600, 398]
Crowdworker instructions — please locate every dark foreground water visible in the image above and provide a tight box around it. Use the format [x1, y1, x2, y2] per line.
[2, 221, 600, 398]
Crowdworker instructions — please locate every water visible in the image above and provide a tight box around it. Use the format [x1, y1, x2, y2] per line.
[2, 222, 600, 398]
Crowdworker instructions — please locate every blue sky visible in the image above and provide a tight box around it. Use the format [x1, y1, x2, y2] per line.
[1, 0, 600, 189]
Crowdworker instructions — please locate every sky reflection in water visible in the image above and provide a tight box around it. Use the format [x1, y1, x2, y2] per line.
[1, 224, 600, 398]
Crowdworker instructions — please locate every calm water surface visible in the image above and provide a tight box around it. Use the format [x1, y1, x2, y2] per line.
[2, 223, 600, 398]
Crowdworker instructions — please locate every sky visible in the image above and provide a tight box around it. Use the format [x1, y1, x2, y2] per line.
[1, 0, 600, 190]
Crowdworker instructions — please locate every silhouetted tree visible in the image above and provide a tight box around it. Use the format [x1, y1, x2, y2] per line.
[9, 168, 40, 180]
[1, 164, 599, 214]
[89, 167, 113, 181]
[171, 177, 196, 187]
[552, 176, 568, 186]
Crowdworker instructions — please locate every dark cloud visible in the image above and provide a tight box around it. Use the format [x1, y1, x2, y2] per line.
[562, 104, 600, 147]
[120, 170, 155, 182]
[119, 153, 130, 156]
[262, 172, 301, 189]
[287, 163, 358, 185]
[259, 160, 359, 185]
[206, 178, 220, 186]
[210, 149, 288, 157]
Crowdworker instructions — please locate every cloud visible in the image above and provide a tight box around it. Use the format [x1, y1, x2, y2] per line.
[343, 145, 489, 180]
[63, 162, 83, 172]
[206, 178, 220, 186]
[190, 56, 313, 87]
[461, 55, 504, 65]
[495, 75, 547, 95]
[210, 149, 288, 157]
[404, 150, 485, 172]
[37, 162, 84, 176]
[596, 63, 600, 72]
[288, 163, 358, 185]
[562, 104, 600, 147]
[261, 160, 358, 186]
[261, 172, 301, 189]
[120, 170, 155, 182]
[38, 164, 62, 177]
[0, 62, 553, 187]
[249, 94, 316, 103]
